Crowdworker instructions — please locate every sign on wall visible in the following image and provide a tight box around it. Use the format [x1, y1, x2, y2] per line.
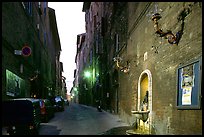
[6, 69, 25, 97]
[22, 44, 32, 57]
[176, 57, 202, 109]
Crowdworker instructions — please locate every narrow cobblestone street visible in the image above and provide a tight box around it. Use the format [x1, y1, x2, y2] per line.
[2, 2, 202, 135]
[39, 103, 132, 135]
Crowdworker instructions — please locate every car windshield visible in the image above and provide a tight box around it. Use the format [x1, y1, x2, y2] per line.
[55, 97, 62, 102]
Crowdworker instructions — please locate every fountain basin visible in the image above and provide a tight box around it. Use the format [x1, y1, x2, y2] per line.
[131, 110, 150, 122]
[126, 128, 149, 135]
[131, 110, 150, 114]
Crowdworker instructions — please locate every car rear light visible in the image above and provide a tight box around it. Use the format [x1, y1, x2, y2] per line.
[12, 126, 16, 130]
[40, 101, 46, 114]
[41, 109, 46, 114]
[29, 125, 34, 130]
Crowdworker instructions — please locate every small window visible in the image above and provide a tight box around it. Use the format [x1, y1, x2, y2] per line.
[21, 2, 26, 9]
[22, 2, 32, 16]
[89, 49, 93, 64]
[44, 32, 47, 46]
[38, 2, 41, 8]
[38, 2, 42, 15]
[44, 2, 47, 16]
[115, 34, 119, 52]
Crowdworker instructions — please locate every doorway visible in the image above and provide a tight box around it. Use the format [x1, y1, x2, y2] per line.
[113, 69, 119, 114]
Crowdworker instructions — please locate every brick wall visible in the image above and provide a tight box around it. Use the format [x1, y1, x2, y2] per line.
[118, 2, 202, 135]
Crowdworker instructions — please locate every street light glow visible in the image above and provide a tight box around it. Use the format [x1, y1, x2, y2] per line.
[84, 71, 91, 78]
[74, 87, 77, 91]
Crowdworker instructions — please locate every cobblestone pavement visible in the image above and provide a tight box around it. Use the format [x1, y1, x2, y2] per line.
[39, 103, 132, 135]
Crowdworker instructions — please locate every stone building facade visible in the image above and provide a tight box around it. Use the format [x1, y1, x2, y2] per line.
[47, 7, 63, 98]
[121, 2, 202, 135]
[72, 33, 86, 104]
[78, 2, 202, 135]
[2, 2, 62, 100]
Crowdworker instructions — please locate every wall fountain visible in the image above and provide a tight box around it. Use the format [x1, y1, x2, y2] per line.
[126, 91, 151, 135]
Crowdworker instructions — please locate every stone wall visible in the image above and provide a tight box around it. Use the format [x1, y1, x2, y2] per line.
[118, 2, 202, 135]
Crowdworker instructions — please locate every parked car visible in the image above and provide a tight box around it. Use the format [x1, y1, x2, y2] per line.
[2, 98, 41, 135]
[54, 96, 65, 111]
[39, 99, 55, 122]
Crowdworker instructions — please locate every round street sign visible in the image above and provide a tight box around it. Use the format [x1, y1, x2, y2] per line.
[22, 45, 31, 57]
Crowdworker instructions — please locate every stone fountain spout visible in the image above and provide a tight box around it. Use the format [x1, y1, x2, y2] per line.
[131, 110, 150, 122]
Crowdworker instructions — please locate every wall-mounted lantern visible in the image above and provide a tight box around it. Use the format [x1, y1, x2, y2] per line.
[150, 3, 194, 46]
[151, 13, 183, 45]
[113, 57, 130, 73]
[29, 70, 40, 81]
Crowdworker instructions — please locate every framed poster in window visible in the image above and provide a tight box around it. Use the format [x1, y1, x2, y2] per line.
[176, 57, 202, 109]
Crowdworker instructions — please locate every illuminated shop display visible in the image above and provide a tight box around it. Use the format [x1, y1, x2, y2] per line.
[6, 69, 26, 97]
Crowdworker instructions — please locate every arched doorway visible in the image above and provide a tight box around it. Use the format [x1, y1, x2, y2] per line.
[138, 69, 152, 134]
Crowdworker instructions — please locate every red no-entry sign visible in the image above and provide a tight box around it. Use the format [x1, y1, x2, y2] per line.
[22, 45, 31, 57]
